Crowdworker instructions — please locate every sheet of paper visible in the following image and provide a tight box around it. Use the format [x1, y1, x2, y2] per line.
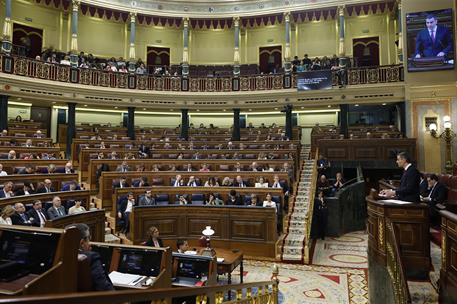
[109, 271, 144, 286]
[382, 199, 411, 205]
[184, 250, 197, 255]
[217, 257, 225, 263]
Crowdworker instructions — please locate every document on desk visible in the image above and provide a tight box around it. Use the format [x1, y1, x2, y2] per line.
[109, 271, 145, 286]
[383, 199, 411, 205]
[217, 257, 225, 263]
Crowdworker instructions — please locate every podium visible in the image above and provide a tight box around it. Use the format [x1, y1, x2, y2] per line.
[367, 194, 430, 304]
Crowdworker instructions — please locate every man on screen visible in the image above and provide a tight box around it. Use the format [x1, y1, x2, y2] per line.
[414, 14, 453, 59]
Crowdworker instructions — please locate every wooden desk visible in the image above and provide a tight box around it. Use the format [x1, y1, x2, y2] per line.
[440, 210, 457, 304]
[367, 195, 430, 279]
[0, 173, 79, 193]
[132, 205, 278, 258]
[45, 210, 106, 242]
[0, 190, 91, 210]
[209, 248, 243, 285]
[102, 171, 290, 209]
[0, 160, 69, 175]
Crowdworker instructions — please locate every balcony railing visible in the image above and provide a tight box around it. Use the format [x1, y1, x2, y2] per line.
[1, 54, 404, 92]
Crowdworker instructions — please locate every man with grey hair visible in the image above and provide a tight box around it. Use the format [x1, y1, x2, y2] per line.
[65, 223, 114, 291]
[11, 203, 31, 225]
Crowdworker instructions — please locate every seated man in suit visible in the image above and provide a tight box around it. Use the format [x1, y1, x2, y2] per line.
[36, 179, 55, 193]
[26, 200, 48, 227]
[177, 239, 189, 253]
[47, 196, 67, 219]
[422, 174, 448, 225]
[233, 175, 247, 188]
[138, 189, 156, 206]
[113, 176, 129, 189]
[226, 189, 243, 205]
[186, 176, 199, 187]
[115, 161, 130, 173]
[0, 181, 14, 198]
[414, 14, 453, 59]
[11, 203, 32, 226]
[171, 174, 184, 187]
[132, 176, 149, 187]
[64, 162, 75, 174]
[65, 223, 114, 291]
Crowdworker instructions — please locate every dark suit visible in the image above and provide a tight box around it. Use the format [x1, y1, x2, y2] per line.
[226, 195, 243, 206]
[80, 250, 114, 291]
[414, 26, 453, 58]
[0, 190, 12, 198]
[112, 181, 129, 189]
[138, 195, 156, 206]
[233, 181, 248, 188]
[11, 213, 31, 226]
[428, 182, 448, 205]
[26, 208, 48, 227]
[144, 238, 164, 248]
[396, 165, 421, 202]
[36, 186, 55, 193]
[47, 206, 67, 219]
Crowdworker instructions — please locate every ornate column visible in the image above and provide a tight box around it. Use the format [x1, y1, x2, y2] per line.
[338, 5, 346, 57]
[284, 12, 292, 74]
[127, 107, 135, 140]
[233, 17, 241, 76]
[232, 109, 241, 141]
[284, 105, 293, 140]
[339, 104, 349, 138]
[66, 103, 76, 158]
[396, 0, 403, 63]
[1, 0, 12, 54]
[181, 109, 189, 140]
[70, 0, 80, 67]
[182, 17, 190, 77]
[0, 95, 8, 131]
[128, 12, 137, 72]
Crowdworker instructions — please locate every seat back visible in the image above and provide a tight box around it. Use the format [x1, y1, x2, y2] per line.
[191, 194, 205, 205]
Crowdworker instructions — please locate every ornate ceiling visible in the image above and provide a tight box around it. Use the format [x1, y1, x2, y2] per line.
[84, 0, 380, 18]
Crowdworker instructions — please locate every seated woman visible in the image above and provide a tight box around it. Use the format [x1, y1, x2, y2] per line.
[205, 193, 224, 206]
[221, 176, 232, 186]
[262, 193, 277, 212]
[0, 205, 14, 225]
[248, 194, 262, 207]
[255, 177, 269, 188]
[69, 200, 87, 215]
[204, 177, 219, 187]
[142, 226, 164, 247]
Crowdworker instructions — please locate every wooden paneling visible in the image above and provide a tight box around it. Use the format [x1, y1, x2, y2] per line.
[317, 138, 417, 161]
[440, 211, 457, 304]
[130, 205, 277, 257]
[45, 210, 105, 242]
[367, 197, 430, 279]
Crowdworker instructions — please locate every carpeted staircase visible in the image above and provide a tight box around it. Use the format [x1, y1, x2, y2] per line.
[280, 145, 316, 262]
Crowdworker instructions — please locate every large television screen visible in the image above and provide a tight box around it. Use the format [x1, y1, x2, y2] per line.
[406, 9, 454, 72]
[297, 70, 333, 91]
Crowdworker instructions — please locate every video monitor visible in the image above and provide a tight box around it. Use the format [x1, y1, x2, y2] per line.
[117, 248, 162, 277]
[297, 70, 333, 91]
[91, 244, 113, 273]
[406, 9, 454, 72]
[0, 229, 60, 274]
[174, 253, 212, 279]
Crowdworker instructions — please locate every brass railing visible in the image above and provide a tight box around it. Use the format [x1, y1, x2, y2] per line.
[0, 274, 279, 304]
[0, 54, 404, 92]
[303, 149, 318, 263]
[385, 219, 411, 304]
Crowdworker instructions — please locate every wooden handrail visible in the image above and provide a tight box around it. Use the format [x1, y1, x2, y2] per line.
[303, 149, 319, 263]
[385, 219, 411, 304]
[0, 280, 278, 304]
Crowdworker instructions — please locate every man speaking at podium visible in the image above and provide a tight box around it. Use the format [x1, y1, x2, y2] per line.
[414, 14, 453, 59]
[380, 152, 421, 202]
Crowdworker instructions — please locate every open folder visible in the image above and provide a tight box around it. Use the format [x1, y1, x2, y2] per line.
[109, 271, 145, 286]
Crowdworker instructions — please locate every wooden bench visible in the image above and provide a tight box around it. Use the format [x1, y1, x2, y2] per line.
[0, 190, 91, 211]
[101, 171, 290, 209]
[0, 160, 70, 175]
[0, 147, 61, 159]
[88, 159, 295, 189]
[0, 136, 53, 147]
[0, 173, 79, 193]
[8, 128, 48, 137]
[45, 210, 105, 242]
[80, 148, 297, 176]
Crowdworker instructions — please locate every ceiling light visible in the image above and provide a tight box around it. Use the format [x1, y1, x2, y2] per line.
[84, 104, 88, 107]
[382, 103, 387, 106]
[143, 108, 146, 110]
[355, 104, 359, 107]
[114, 106, 118, 109]
[327, 105, 331, 108]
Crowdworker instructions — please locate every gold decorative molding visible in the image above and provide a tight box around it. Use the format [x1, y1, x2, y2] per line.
[378, 219, 384, 249]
